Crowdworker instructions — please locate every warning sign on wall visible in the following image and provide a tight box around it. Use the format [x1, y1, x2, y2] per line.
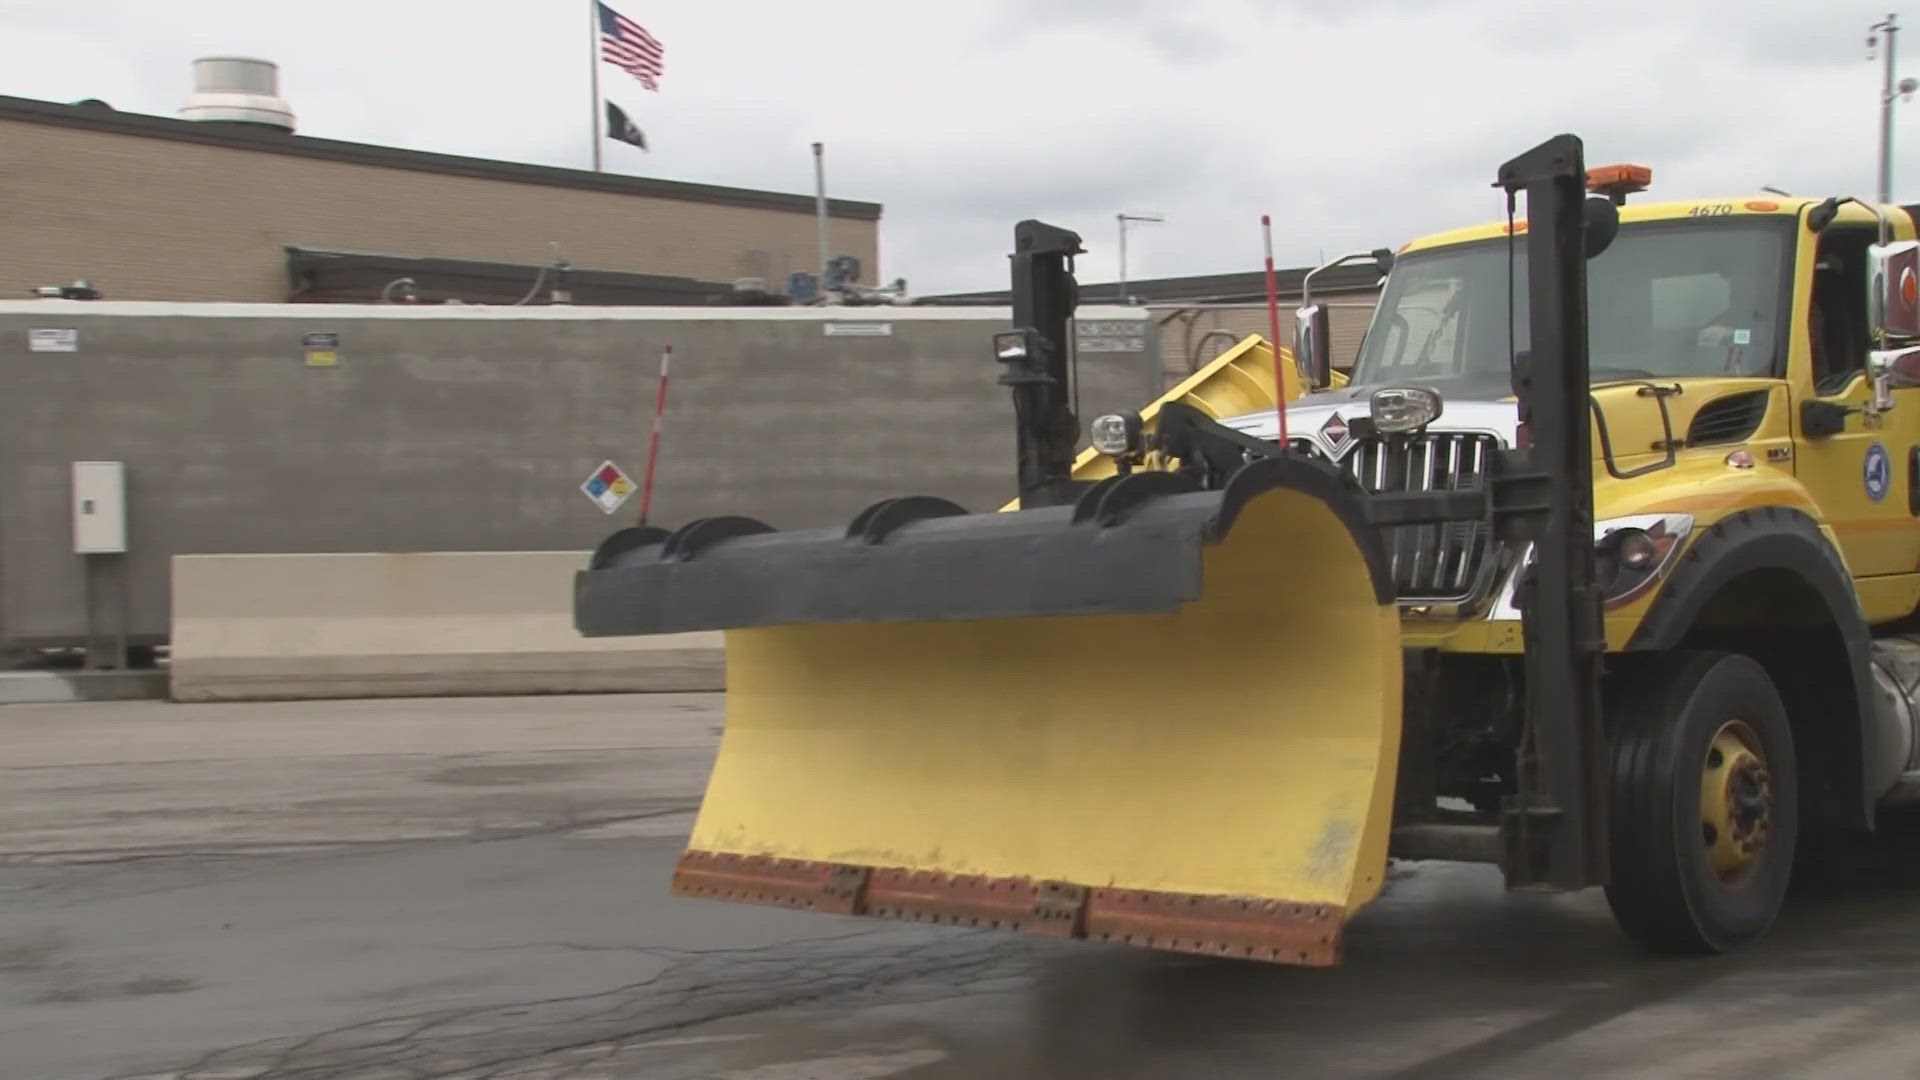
[1075, 320, 1147, 353]
[29, 328, 77, 352]
[302, 331, 340, 367]
[580, 460, 637, 515]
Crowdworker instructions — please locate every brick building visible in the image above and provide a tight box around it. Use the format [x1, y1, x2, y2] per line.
[1, 79, 880, 306]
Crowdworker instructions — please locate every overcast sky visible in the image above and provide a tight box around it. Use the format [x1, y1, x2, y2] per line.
[0, 0, 1902, 294]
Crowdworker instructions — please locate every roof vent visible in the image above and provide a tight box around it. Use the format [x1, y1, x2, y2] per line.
[179, 57, 294, 131]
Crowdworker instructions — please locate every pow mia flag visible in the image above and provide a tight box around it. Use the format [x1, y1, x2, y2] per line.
[605, 100, 648, 151]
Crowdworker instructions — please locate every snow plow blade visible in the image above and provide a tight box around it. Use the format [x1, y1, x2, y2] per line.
[576, 456, 1401, 966]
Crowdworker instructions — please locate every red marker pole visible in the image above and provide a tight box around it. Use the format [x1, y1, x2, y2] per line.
[1261, 215, 1290, 446]
[638, 344, 671, 527]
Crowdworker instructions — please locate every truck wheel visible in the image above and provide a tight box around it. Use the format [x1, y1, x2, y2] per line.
[1604, 651, 1797, 954]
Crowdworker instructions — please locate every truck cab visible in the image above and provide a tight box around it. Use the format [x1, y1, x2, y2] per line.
[1226, 192, 1919, 643]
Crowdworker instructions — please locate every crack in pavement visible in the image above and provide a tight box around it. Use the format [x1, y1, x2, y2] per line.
[0, 807, 703, 913]
[446, 949, 1025, 1080]
[0, 804, 702, 867]
[1, 745, 715, 773]
[426, 926, 895, 959]
[109, 928, 1046, 1080]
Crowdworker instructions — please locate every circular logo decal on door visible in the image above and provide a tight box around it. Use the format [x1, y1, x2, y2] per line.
[1865, 442, 1892, 503]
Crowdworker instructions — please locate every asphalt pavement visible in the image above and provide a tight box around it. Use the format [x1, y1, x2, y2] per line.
[6, 693, 1920, 1079]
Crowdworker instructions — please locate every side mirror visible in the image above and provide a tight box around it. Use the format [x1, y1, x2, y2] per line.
[1294, 304, 1332, 390]
[1871, 345, 1920, 388]
[1867, 348, 1912, 417]
[1870, 240, 1920, 338]
[1807, 196, 1851, 233]
[1584, 195, 1620, 259]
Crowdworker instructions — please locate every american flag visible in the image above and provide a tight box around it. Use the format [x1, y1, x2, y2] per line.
[597, 2, 663, 90]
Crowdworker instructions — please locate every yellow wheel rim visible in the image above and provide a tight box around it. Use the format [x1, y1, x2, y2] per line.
[1699, 719, 1772, 885]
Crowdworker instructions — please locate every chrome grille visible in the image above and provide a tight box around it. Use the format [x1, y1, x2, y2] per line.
[1289, 432, 1500, 602]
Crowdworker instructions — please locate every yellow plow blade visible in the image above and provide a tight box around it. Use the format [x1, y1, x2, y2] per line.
[673, 482, 1400, 966]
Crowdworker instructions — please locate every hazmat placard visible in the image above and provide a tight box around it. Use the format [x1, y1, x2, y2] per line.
[581, 460, 637, 514]
[302, 331, 339, 367]
[29, 328, 77, 352]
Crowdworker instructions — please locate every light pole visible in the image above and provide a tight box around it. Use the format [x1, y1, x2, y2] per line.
[1869, 14, 1919, 208]
[1116, 212, 1163, 304]
[812, 142, 831, 303]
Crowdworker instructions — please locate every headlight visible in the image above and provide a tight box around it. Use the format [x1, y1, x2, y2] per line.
[1489, 513, 1694, 618]
[1593, 515, 1690, 606]
[1370, 386, 1444, 434]
[992, 329, 1031, 362]
[1609, 528, 1660, 571]
[1090, 412, 1144, 457]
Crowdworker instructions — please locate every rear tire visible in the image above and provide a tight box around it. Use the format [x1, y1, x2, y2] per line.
[1604, 651, 1797, 954]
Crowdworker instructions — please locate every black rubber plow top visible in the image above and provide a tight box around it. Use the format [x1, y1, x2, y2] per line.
[575, 454, 1392, 637]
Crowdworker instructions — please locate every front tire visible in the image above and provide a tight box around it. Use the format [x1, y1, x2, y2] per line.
[1604, 651, 1798, 954]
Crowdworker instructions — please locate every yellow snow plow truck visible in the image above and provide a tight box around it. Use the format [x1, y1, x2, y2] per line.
[576, 134, 1920, 965]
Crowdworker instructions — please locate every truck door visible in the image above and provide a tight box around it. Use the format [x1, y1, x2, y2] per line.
[1794, 223, 1920, 581]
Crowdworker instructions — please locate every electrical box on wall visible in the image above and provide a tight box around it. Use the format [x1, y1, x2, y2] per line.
[72, 462, 127, 554]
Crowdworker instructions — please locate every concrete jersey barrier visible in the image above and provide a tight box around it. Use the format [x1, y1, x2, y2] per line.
[170, 551, 721, 701]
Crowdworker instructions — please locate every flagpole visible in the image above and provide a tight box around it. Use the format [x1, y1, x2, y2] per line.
[587, 0, 603, 171]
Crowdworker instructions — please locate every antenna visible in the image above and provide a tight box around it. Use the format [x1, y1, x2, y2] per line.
[1115, 212, 1164, 304]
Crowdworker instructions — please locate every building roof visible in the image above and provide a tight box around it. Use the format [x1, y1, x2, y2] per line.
[917, 264, 1383, 306]
[0, 94, 882, 222]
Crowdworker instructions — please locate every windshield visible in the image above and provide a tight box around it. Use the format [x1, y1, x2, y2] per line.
[1351, 219, 1795, 385]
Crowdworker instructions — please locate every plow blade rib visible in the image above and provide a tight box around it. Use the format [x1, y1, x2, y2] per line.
[576, 457, 1402, 966]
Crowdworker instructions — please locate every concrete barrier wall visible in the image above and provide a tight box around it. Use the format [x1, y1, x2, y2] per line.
[171, 551, 722, 701]
[2, 303, 1159, 649]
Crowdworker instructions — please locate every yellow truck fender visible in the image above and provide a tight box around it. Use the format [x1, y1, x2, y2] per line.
[1621, 505, 1877, 829]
